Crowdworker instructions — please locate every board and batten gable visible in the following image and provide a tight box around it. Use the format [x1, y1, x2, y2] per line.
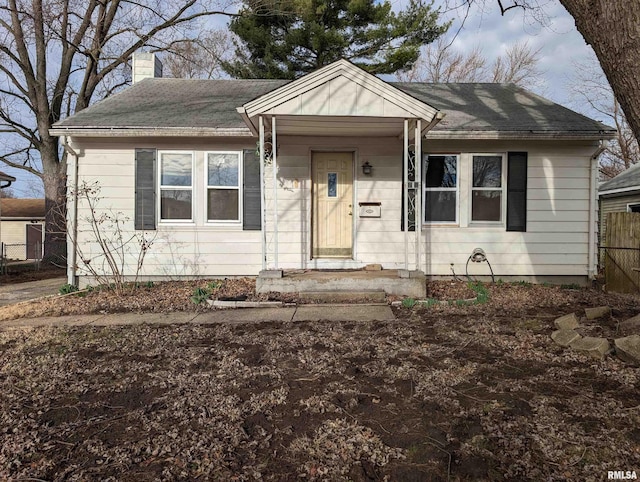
[68, 137, 262, 283]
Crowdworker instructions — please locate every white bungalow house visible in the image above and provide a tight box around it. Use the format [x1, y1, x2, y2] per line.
[49, 55, 615, 294]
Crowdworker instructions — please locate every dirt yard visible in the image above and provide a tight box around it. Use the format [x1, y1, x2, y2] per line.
[1, 282, 639, 481]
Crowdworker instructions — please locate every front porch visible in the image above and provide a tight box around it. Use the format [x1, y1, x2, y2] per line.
[256, 268, 426, 299]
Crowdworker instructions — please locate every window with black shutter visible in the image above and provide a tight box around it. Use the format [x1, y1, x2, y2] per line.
[506, 151, 528, 232]
[243, 149, 262, 230]
[135, 149, 156, 230]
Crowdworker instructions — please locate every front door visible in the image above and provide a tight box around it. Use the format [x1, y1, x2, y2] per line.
[26, 223, 43, 260]
[312, 152, 353, 258]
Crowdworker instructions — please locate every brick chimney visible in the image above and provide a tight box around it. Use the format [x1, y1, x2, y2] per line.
[132, 52, 163, 84]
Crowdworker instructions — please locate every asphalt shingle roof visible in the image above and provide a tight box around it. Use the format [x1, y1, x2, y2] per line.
[0, 198, 45, 218]
[53, 78, 614, 135]
[599, 162, 640, 193]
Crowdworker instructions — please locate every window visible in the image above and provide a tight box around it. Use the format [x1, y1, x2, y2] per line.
[423, 154, 458, 223]
[207, 151, 241, 222]
[628, 203, 640, 213]
[471, 154, 505, 222]
[159, 151, 193, 221]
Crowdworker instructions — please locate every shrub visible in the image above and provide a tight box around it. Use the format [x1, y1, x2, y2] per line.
[59, 283, 79, 295]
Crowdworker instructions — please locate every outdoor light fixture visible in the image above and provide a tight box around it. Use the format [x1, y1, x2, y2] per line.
[362, 161, 372, 175]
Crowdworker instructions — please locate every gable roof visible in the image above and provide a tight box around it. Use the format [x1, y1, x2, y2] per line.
[599, 163, 640, 195]
[0, 198, 45, 218]
[50, 76, 615, 140]
[238, 59, 439, 133]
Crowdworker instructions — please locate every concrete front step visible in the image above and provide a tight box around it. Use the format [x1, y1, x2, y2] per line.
[298, 290, 386, 303]
[257, 269, 426, 298]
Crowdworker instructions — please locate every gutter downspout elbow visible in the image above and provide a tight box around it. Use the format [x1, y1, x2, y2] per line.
[588, 140, 608, 280]
[61, 136, 79, 287]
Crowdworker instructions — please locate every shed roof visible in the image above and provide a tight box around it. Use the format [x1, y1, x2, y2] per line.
[599, 163, 640, 195]
[0, 198, 46, 218]
[50, 78, 615, 139]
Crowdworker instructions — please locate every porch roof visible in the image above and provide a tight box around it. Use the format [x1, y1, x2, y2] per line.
[237, 59, 440, 136]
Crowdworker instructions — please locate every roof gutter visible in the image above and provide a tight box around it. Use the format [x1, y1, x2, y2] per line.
[48, 126, 254, 137]
[425, 130, 618, 141]
[598, 185, 640, 197]
[588, 139, 608, 280]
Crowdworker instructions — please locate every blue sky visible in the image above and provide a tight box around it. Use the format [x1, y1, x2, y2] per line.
[3, 0, 608, 197]
[422, 1, 601, 111]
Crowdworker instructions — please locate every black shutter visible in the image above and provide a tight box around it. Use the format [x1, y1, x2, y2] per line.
[507, 151, 527, 232]
[243, 148, 261, 230]
[135, 149, 156, 230]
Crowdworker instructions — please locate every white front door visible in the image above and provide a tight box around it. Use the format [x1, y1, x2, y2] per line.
[312, 152, 353, 258]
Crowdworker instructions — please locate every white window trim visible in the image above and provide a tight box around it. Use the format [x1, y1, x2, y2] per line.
[469, 153, 507, 226]
[158, 150, 195, 224]
[205, 150, 243, 225]
[626, 203, 640, 213]
[422, 153, 460, 226]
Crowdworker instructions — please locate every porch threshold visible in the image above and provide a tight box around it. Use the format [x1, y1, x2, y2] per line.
[256, 269, 426, 298]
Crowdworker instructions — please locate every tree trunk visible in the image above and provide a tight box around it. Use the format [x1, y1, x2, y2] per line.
[560, 0, 640, 143]
[41, 141, 67, 266]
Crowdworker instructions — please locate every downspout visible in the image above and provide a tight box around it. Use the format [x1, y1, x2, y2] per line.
[61, 136, 79, 286]
[588, 140, 608, 280]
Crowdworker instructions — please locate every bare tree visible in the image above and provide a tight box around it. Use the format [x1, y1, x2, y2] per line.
[569, 57, 639, 179]
[0, 0, 239, 263]
[163, 29, 234, 79]
[0, 187, 16, 198]
[397, 37, 486, 82]
[397, 37, 542, 89]
[439, 0, 640, 165]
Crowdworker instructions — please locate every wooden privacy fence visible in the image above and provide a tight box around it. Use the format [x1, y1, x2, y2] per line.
[601, 212, 640, 293]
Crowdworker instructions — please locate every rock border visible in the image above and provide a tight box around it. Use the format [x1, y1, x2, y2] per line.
[550, 306, 640, 365]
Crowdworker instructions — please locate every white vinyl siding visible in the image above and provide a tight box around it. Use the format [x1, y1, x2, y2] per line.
[70, 139, 260, 283]
[70, 136, 597, 284]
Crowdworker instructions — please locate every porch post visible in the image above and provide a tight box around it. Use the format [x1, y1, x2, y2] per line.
[403, 119, 409, 271]
[259, 115, 267, 270]
[272, 115, 279, 269]
[415, 119, 422, 272]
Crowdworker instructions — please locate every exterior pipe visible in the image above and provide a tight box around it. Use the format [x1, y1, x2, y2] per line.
[272, 116, 278, 269]
[61, 136, 79, 286]
[588, 140, 607, 280]
[259, 115, 267, 271]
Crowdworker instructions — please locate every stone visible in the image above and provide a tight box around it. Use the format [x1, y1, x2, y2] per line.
[619, 314, 640, 336]
[258, 269, 283, 279]
[364, 264, 382, 271]
[554, 313, 580, 330]
[551, 329, 581, 347]
[569, 336, 611, 360]
[584, 306, 611, 320]
[614, 335, 640, 365]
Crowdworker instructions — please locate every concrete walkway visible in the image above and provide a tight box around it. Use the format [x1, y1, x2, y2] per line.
[0, 277, 66, 306]
[0, 304, 396, 328]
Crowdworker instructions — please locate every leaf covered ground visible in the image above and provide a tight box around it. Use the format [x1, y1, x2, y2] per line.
[1, 282, 639, 481]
